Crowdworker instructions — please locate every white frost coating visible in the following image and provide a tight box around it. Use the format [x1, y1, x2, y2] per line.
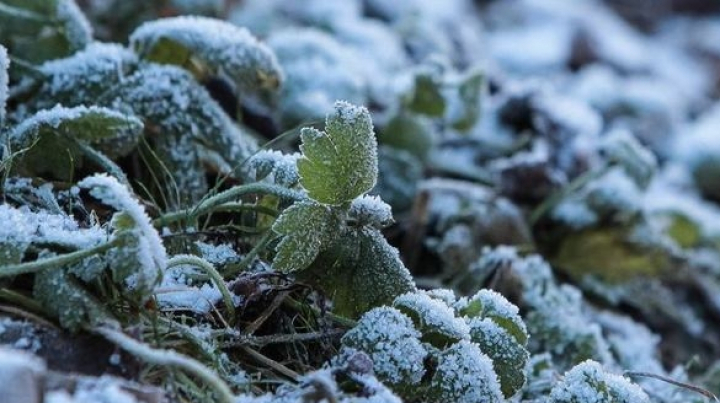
[156, 264, 222, 313]
[342, 307, 428, 386]
[552, 200, 598, 229]
[394, 292, 470, 342]
[431, 340, 503, 403]
[249, 150, 301, 186]
[488, 24, 574, 74]
[130, 16, 282, 94]
[40, 42, 137, 101]
[45, 376, 141, 403]
[550, 360, 649, 403]
[78, 174, 167, 290]
[534, 93, 602, 138]
[195, 241, 239, 266]
[349, 195, 393, 228]
[56, 0, 93, 49]
[424, 288, 458, 307]
[674, 102, 720, 170]
[0, 45, 7, 124]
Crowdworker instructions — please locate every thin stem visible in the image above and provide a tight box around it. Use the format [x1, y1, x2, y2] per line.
[219, 329, 345, 348]
[95, 325, 235, 403]
[0, 238, 120, 278]
[153, 183, 303, 227]
[625, 371, 719, 402]
[166, 255, 236, 324]
[240, 346, 300, 380]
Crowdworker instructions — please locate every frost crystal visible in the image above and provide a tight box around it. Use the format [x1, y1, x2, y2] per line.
[393, 291, 469, 348]
[341, 307, 428, 388]
[78, 174, 166, 293]
[249, 150, 301, 187]
[39, 43, 138, 106]
[550, 360, 649, 403]
[429, 340, 503, 403]
[130, 16, 283, 97]
[349, 195, 393, 229]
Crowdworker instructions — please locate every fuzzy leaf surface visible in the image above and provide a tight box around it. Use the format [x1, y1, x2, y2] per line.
[298, 101, 378, 205]
[272, 201, 339, 273]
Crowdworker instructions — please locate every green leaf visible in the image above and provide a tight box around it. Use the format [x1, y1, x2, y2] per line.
[272, 201, 340, 273]
[407, 72, 445, 117]
[298, 101, 378, 205]
[34, 267, 112, 332]
[130, 15, 282, 106]
[9, 105, 143, 180]
[0, 0, 92, 63]
[380, 111, 435, 161]
[302, 228, 416, 319]
[450, 68, 484, 132]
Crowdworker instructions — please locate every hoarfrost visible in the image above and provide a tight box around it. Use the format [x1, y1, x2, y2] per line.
[349, 195, 393, 229]
[393, 291, 470, 346]
[249, 150, 301, 187]
[429, 340, 503, 403]
[0, 45, 7, 124]
[156, 264, 222, 313]
[78, 174, 166, 292]
[550, 360, 649, 403]
[342, 306, 428, 387]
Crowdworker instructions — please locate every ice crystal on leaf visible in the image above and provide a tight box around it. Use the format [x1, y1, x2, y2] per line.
[38, 43, 139, 109]
[298, 101, 378, 205]
[349, 195, 393, 229]
[79, 174, 166, 297]
[130, 16, 282, 107]
[8, 105, 144, 177]
[272, 201, 340, 273]
[341, 307, 428, 389]
[392, 291, 469, 348]
[456, 289, 528, 345]
[428, 340, 503, 403]
[550, 360, 649, 403]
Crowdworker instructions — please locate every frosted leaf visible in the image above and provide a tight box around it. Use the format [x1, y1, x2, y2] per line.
[298, 101, 378, 205]
[39, 43, 139, 108]
[349, 195, 393, 229]
[0, 204, 105, 265]
[456, 289, 528, 346]
[600, 130, 657, 189]
[424, 288, 458, 307]
[0, 205, 34, 265]
[79, 174, 166, 296]
[466, 318, 529, 398]
[0, 0, 92, 63]
[34, 267, 110, 331]
[342, 307, 428, 389]
[428, 340, 503, 403]
[10, 105, 144, 164]
[305, 227, 416, 318]
[0, 45, 7, 125]
[248, 150, 300, 187]
[130, 16, 282, 104]
[550, 360, 650, 403]
[392, 291, 469, 348]
[109, 65, 258, 201]
[272, 201, 340, 273]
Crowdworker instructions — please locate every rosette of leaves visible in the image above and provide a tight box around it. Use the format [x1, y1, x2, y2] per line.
[549, 360, 650, 403]
[5, 105, 143, 181]
[0, 0, 91, 63]
[271, 101, 415, 318]
[455, 289, 530, 398]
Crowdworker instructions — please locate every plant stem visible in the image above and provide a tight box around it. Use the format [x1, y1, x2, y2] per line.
[153, 183, 304, 227]
[95, 324, 235, 403]
[0, 238, 120, 278]
[283, 297, 357, 329]
[166, 255, 236, 324]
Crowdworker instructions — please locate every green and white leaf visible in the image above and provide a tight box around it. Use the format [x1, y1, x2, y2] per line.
[272, 201, 340, 273]
[298, 101, 378, 205]
[130, 15, 282, 102]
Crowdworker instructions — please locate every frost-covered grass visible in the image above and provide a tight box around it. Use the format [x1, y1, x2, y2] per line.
[2, 1, 720, 403]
